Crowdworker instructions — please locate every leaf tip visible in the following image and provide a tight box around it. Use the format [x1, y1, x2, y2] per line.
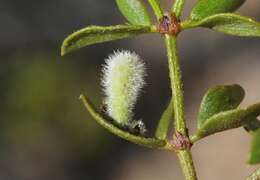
[61, 39, 69, 56]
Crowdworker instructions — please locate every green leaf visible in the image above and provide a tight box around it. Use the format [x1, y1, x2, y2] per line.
[155, 99, 173, 140]
[61, 25, 152, 56]
[197, 84, 245, 129]
[185, 13, 260, 37]
[192, 103, 260, 141]
[248, 129, 260, 164]
[79, 94, 166, 149]
[190, 0, 245, 20]
[247, 168, 260, 180]
[116, 0, 152, 26]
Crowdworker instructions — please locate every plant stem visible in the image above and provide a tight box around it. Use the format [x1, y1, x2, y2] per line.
[165, 35, 197, 180]
[172, 0, 186, 18]
[147, 0, 164, 20]
[177, 151, 197, 180]
[165, 35, 186, 134]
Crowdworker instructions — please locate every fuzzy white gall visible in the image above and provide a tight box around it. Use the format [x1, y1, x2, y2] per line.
[101, 50, 146, 127]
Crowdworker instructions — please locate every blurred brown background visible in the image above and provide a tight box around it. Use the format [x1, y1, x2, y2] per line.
[0, 0, 260, 179]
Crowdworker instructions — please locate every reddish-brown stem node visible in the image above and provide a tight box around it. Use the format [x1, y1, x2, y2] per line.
[158, 12, 181, 36]
[170, 131, 193, 151]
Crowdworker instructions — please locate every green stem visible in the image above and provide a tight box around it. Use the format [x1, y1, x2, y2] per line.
[165, 36, 186, 134]
[177, 151, 197, 180]
[147, 0, 164, 20]
[165, 36, 197, 180]
[172, 0, 186, 18]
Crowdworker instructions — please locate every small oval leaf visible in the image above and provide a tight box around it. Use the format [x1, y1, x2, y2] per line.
[194, 103, 260, 140]
[248, 129, 260, 164]
[116, 0, 152, 26]
[188, 13, 260, 37]
[197, 84, 245, 129]
[61, 25, 151, 56]
[190, 0, 245, 20]
[79, 94, 166, 149]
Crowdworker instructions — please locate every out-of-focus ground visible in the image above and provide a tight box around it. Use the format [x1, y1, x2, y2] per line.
[0, 0, 260, 179]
